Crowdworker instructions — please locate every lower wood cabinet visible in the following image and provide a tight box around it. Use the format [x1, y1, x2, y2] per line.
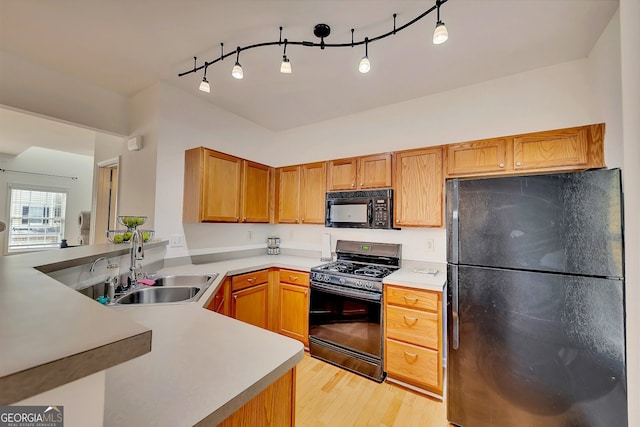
[384, 284, 443, 398]
[277, 269, 310, 347]
[206, 268, 310, 347]
[230, 270, 270, 329]
[216, 368, 296, 427]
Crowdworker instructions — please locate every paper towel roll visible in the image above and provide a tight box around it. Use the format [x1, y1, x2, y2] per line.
[78, 211, 91, 231]
[321, 233, 332, 261]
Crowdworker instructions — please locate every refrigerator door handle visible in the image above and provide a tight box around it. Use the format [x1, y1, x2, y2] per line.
[452, 180, 459, 264]
[451, 265, 460, 350]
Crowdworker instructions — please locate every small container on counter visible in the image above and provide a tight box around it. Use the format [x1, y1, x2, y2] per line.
[267, 236, 280, 255]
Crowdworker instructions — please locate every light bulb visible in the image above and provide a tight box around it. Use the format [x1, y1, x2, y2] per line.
[280, 56, 291, 74]
[232, 62, 244, 79]
[359, 56, 370, 73]
[199, 78, 210, 93]
[433, 21, 448, 44]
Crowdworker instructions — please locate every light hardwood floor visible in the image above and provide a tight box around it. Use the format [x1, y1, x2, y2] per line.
[296, 353, 448, 427]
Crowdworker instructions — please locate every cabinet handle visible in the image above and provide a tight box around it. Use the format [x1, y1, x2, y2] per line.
[289, 276, 298, 281]
[304, 290, 308, 296]
[233, 295, 238, 300]
[403, 296, 419, 303]
[499, 162, 505, 168]
[403, 315, 418, 325]
[516, 161, 522, 167]
[403, 350, 419, 360]
[247, 278, 255, 283]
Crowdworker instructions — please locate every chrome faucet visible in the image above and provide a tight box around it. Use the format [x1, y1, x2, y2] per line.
[89, 256, 109, 272]
[127, 229, 145, 288]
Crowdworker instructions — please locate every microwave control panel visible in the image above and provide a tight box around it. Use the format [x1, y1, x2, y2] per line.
[373, 199, 390, 227]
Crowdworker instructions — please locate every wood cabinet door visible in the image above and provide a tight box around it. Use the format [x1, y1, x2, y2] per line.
[513, 126, 589, 171]
[231, 283, 269, 329]
[242, 161, 271, 223]
[358, 153, 392, 189]
[394, 147, 443, 227]
[299, 162, 326, 224]
[446, 138, 511, 177]
[278, 283, 309, 346]
[203, 150, 242, 222]
[326, 158, 357, 191]
[277, 166, 300, 224]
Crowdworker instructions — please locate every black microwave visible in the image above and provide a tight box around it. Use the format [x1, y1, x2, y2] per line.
[325, 189, 394, 229]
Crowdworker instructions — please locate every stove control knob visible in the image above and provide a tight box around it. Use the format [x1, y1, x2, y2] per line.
[324, 275, 331, 282]
[365, 282, 373, 290]
[355, 281, 362, 288]
[339, 277, 346, 285]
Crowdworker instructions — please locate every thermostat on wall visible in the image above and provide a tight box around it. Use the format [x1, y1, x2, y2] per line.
[127, 136, 143, 151]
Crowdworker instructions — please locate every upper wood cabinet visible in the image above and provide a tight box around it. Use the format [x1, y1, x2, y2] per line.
[300, 162, 326, 224]
[445, 123, 605, 178]
[393, 147, 443, 228]
[326, 153, 392, 191]
[276, 162, 326, 224]
[446, 138, 512, 177]
[241, 161, 271, 223]
[183, 147, 271, 223]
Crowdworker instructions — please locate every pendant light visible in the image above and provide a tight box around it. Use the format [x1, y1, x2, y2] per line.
[433, 0, 448, 44]
[280, 39, 292, 74]
[358, 37, 370, 74]
[199, 63, 210, 93]
[232, 47, 244, 79]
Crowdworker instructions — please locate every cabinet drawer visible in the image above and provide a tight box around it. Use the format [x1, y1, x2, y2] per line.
[386, 286, 439, 312]
[386, 305, 438, 349]
[386, 338, 440, 390]
[232, 269, 269, 291]
[279, 269, 309, 286]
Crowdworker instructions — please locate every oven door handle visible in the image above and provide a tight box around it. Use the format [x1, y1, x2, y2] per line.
[310, 281, 382, 302]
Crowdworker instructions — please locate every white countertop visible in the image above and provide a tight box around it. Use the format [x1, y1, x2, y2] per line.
[384, 261, 447, 291]
[104, 254, 322, 426]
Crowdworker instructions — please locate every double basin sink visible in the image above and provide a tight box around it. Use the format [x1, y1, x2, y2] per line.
[81, 273, 218, 305]
[114, 274, 217, 305]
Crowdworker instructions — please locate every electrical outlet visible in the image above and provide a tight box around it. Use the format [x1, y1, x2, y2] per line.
[426, 239, 434, 252]
[247, 230, 253, 241]
[170, 234, 184, 248]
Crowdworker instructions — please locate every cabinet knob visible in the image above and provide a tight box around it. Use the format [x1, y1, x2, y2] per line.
[516, 161, 522, 167]
[247, 278, 255, 283]
[351, 183, 355, 188]
[236, 217, 240, 221]
[233, 295, 237, 300]
[243, 217, 247, 222]
[499, 162, 505, 168]
[304, 290, 308, 296]
[301, 218, 305, 222]
[360, 182, 363, 186]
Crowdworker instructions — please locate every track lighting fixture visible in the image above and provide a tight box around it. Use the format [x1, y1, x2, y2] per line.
[280, 39, 291, 74]
[199, 63, 210, 93]
[358, 38, 370, 74]
[433, 0, 448, 45]
[180, 0, 449, 88]
[232, 47, 243, 79]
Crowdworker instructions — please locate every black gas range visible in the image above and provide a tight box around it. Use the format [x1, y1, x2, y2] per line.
[309, 240, 401, 382]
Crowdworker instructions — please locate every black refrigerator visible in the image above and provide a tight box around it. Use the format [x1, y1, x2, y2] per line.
[446, 168, 627, 427]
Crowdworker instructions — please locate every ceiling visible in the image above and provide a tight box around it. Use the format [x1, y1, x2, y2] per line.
[0, 0, 619, 133]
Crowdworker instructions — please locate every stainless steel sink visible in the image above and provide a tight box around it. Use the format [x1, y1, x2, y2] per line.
[115, 286, 202, 304]
[111, 273, 218, 305]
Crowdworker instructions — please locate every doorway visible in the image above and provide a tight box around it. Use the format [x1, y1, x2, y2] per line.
[93, 158, 119, 244]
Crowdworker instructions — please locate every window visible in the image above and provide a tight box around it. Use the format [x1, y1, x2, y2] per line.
[7, 186, 67, 252]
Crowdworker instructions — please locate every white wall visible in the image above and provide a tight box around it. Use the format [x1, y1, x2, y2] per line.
[619, 0, 640, 425]
[0, 51, 128, 136]
[0, 147, 94, 254]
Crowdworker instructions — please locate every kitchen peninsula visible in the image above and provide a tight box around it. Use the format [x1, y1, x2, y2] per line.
[0, 242, 318, 426]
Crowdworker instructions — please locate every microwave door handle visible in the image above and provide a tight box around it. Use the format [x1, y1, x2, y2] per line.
[368, 200, 373, 225]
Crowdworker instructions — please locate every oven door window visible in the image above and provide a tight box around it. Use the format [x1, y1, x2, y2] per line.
[309, 286, 382, 357]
